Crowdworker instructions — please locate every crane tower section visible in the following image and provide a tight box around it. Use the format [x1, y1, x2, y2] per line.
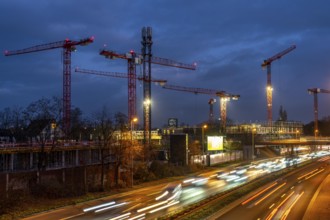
[261, 45, 296, 125]
[308, 88, 330, 137]
[141, 27, 153, 152]
[99, 50, 139, 122]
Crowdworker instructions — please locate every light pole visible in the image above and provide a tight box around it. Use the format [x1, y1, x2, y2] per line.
[130, 117, 138, 187]
[252, 126, 256, 160]
[314, 129, 318, 139]
[202, 124, 207, 166]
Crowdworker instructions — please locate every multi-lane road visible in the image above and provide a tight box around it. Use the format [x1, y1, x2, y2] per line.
[23, 151, 330, 220]
[214, 155, 330, 220]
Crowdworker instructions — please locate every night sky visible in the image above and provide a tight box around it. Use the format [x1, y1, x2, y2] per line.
[1, 0, 330, 128]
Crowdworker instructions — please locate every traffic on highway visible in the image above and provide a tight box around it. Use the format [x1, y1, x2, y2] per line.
[25, 151, 330, 220]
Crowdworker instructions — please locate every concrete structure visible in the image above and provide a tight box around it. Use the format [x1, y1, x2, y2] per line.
[226, 121, 303, 138]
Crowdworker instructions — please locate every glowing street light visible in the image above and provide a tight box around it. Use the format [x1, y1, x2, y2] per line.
[130, 117, 138, 187]
[252, 126, 257, 160]
[143, 99, 151, 106]
[202, 125, 207, 156]
[296, 130, 300, 140]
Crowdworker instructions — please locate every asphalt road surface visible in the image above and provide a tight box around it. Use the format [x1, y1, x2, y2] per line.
[215, 156, 330, 220]
[23, 152, 330, 220]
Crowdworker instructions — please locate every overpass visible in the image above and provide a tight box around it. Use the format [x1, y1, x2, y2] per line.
[255, 136, 330, 147]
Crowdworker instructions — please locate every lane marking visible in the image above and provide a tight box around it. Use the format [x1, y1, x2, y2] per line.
[128, 213, 146, 220]
[297, 169, 319, 180]
[241, 182, 278, 205]
[59, 213, 84, 220]
[305, 169, 325, 180]
[109, 212, 131, 220]
[280, 191, 304, 220]
[265, 191, 295, 220]
[269, 203, 275, 209]
[254, 182, 286, 206]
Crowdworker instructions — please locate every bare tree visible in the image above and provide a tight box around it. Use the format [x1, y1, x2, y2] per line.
[93, 106, 115, 191]
[22, 97, 63, 171]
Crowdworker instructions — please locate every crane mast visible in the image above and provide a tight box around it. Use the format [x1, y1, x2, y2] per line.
[100, 28, 196, 158]
[308, 88, 330, 137]
[162, 84, 239, 132]
[5, 37, 94, 136]
[261, 45, 296, 125]
[141, 27, 153, 155]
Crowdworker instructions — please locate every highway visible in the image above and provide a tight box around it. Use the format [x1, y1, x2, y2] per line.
[23, 151, 330, 220]
[215, 155, 330, 220]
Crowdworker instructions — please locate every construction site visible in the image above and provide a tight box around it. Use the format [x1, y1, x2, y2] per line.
[2, 26, 328, 198]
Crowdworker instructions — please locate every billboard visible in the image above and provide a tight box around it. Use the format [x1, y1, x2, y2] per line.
[207, 136, 224, 151]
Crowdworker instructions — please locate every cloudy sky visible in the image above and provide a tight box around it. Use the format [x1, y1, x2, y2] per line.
[1, 0, 330, 128]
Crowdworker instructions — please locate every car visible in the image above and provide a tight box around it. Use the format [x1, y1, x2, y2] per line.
[182, 175, 208, 187]
[217, 172, 241, 181]
[155, 183, 182, 202]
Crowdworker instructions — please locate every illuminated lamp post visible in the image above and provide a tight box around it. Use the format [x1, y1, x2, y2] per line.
[252, 126, 257, 160]
[296, 130, 300, 140]
[314, 129, 319, 152]
[130, 117, 138, 187]
[202, 124, 207, 166]
[131, 117, 138, 141]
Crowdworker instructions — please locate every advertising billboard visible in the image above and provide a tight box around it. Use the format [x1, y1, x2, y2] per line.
[207, 136, 224, 151]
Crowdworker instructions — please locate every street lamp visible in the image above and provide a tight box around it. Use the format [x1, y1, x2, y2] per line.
[130, 117, 138, 187]
[296, 130, 300, 140]
[202, 124, 207, 166]
[252, 126, 256, 160]
[131, 117, 138, 141]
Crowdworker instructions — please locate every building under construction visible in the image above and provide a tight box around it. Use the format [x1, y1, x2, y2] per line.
[226, 121, 303, 139]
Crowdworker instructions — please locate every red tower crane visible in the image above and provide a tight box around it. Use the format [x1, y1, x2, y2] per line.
[100, 39, 196, 151]
[74, 67, 167, 120]
[308, 88, 330, 137]
[261, 45, 296, 125]
[162, 84, 239, 132]
[4, 37, 94, 136]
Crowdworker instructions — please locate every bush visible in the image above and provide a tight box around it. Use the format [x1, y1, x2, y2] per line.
[134, 163, 150, 183]
[0, 189, 25, 215]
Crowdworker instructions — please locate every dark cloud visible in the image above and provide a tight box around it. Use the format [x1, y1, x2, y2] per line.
[1, 0, 330, 127]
